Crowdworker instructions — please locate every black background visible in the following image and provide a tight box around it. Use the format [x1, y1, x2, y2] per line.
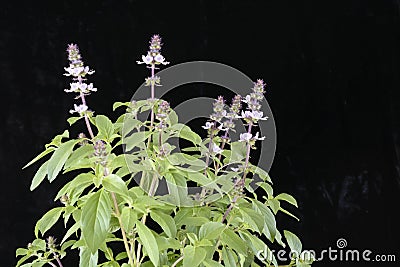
[1, 0, 400, 266]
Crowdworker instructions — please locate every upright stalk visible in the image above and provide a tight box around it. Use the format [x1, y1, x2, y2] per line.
[79, 91, 134, 267]
[222, 123, 252, 223]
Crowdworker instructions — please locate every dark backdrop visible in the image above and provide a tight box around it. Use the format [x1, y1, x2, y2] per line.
[1, 0, 400, 266]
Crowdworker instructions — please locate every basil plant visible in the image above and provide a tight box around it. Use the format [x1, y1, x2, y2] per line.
[16, 35, 313, 267]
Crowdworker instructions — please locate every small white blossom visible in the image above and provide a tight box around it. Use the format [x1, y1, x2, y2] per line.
[252, 111, 268, 120]
[212, 143, 223, 154]
[231, 167, 240, 172]
[240, 110, 268, 121]
[87, 83, 97, 92]
[202, 122, 214, 129]
[218, 123, 227, 131]
[253, 132, 266, 141]
[69, 104, 88, 115]
[239, 133, 252, 142]
[242, 95, 251, 103]
[154, 54, 169, 65]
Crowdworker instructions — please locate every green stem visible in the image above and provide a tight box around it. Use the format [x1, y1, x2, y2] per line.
[79, 91, 134, 266]
[221, 123, 252, 223]
[171, 255, 184, 267]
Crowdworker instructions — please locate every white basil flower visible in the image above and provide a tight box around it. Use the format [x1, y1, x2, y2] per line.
[253, 132, 266, 141]
[87, 83, 97, 92]
[154, 54, 169, 65]
[136, 54, 153, 65]
[239, 133, 252, 142]
[202, 122, 214, 129]
[212, 143, 223, 154]
[69, 104, 88, 115]
[252, 111, 268, 120]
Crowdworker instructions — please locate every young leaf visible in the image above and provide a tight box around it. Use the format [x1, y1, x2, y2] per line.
[23, 147, 55, 169]
[150, 211, 177, 238]
[61, 221, 80, 244]
[64, 144, 94, 170]
[123, 131, 150, 151]
[136, 221, 159, 267]
[102, 174, 130, 199]
[47, 139, 79, 182]
[67, 116, 82, 126]
[284, 230, 302, 255]
[96, 115, 114, 141]
[183, 245, 206, 267]
[220, 228, 248, 255]
[81, 190, 112, 254]
[275, 193, 298, 207]
[199, 222, 225, 240]
[30, 161, 49, 191]
[35, 207, 63, 237]
[120, 206, 137, 232]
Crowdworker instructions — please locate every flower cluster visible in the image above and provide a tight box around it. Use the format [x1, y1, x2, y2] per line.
[241, 79, 268, 123]
[239, 132, 265, 142]
[69, 103, 88, 115]
[93, 140, 107, 167]
[64, 44, 96, 93]
[137, 35, 169, 66]
[210, 96, 226, 122]
[64, 44, 97, 117]
[156, 100, 171, 130]
[222, 95, 242, 132]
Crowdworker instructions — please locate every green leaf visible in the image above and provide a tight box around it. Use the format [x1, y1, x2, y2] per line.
[252, 199, 276, 241]
[222, 247, 237, 266]
[67, 116, 82, 125]
[61, 221, 80, 244]
[123, 131, 150, 151]
[64, 144, 94, 170]
[171, 124, 202, 144]
[46, 130, 69, 148]
[183, 245, 206, 267]
[284, 230, 302, 255]
[178, 216, 209, 227]
[35, 207, 63, 237]
[102, 174, 130, 199]
[256, 182, 273, 198]
[250, 165, 272, 183]
[30, 161, 49, 191]
[136, 221, 159, 267]
[199, 222, 225, 240]
[96, 115, 114, 141]
[230, 141, 247, 162]
[79, 247, 98, 267]
[47, 139, 79, 182]
[150, 211, 177, 238]
[275, 193, 298, 207]
[220, 228, 248, 255]
[164, 172, 188, 206]
[203, 259, 224, 267]
[81, 190, 112, 254]
[240, 207, 264, 233]
[120, 206, 137, 232]
[113, 101, 131, 111]
[23, 147, 55, 169]
[267, 199, 280, 214]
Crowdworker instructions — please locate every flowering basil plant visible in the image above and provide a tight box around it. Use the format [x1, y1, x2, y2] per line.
[16, 35, 313, 267]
